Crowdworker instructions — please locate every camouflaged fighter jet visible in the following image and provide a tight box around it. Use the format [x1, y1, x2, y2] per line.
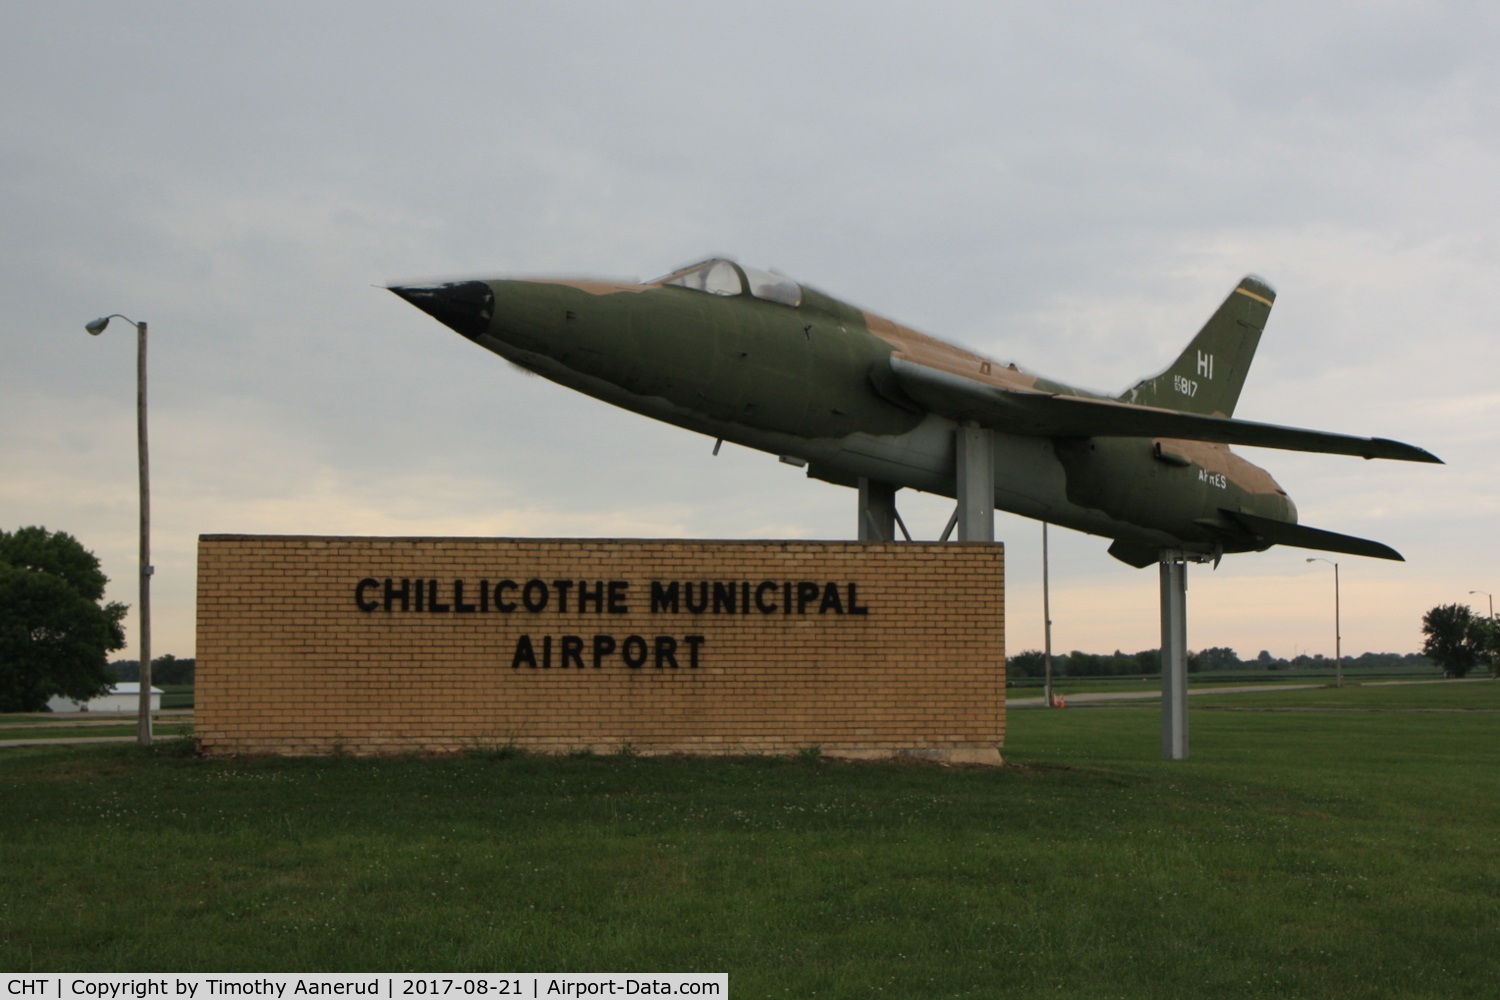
[389, 259, 1440, 565]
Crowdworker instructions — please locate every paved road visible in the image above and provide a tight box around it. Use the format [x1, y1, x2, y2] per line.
[1009, 676, 1491, 708]
[0, 711, 195, 749]
[0, 735, 145, 748]
[1008, 682, 1326, 708]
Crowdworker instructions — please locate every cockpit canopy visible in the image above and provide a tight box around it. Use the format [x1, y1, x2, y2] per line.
[657, 259, 802, 307]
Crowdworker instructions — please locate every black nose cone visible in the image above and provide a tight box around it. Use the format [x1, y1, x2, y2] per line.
[389, 280, 494, 340]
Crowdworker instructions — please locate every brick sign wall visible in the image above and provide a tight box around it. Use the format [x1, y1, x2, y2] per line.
[196, 536, 1006, 762]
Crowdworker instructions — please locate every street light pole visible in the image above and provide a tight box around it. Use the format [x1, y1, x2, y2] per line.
[1043, 522, 1054, 708]
[86, 314, 152, 746]
[1473, 591, 1497, 681]
[1307, 557, 1341, 688]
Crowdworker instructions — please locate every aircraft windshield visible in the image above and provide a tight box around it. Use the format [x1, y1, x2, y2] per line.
[742, 266, 802, 307]
[664, 260, 741, 296]
[659, 259, 803, 306]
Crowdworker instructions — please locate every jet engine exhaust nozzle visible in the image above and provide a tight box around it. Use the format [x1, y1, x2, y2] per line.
[389, 281, 494, 340]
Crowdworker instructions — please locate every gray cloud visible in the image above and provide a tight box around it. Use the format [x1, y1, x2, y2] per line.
[3, 1, 1494, 660]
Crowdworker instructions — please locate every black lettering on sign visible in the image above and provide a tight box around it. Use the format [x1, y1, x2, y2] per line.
[654, 635, 678, 668]
[713, 581, 736, 614]
[684, 635, 705, 668]
[553, 580, 573, 612]
[560, 634, 585, 669]
[541, 635, 553, 668]
[429, 579, 450, 613]
[479, 579, 490, 613]
[819, 582, 844, 614]
[608, 580, 630, 613]
[592, 634, 616, 668]
[651, 581, 680, 613]
[755, 580, 778, 614]
[384, 578, 410, 612]
[783, 581, 792, 615]
[522, 579, 549, 613]
[511, 635, 537, 669]
[621, 635, 648, 668]
[355, 578, 378, 612]
[495, 579, 518, 612]
[796, 581, 819, 614]
[741, 581, 751, 614]
[578, 580, 604, 613]
[685, 581, 709, 613]
[847, 582, 869, 615]
[454, 580, 476, 613]
[415, 578, 426, 612]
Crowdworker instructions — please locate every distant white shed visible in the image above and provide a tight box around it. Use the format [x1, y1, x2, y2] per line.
[48, 683, 163, 714]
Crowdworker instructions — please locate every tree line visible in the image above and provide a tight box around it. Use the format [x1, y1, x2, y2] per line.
[1007, 647, 1436, 678]
[1012, 604, 1500, 680]
[2, 523, 1495, 712]
[108, 654, 195, 686]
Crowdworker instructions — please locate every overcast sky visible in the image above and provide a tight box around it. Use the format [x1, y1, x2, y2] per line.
[3, 1, 1496, 662]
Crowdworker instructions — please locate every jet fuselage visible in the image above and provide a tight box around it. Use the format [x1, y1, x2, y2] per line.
[392, 262, 1296, 560]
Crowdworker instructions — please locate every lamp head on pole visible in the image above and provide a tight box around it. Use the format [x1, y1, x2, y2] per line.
[84, 314, 140, 336]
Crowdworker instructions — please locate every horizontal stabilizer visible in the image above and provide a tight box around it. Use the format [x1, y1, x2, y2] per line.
[1219, 509, 1404, 561]
[889, 357, 1442, 464]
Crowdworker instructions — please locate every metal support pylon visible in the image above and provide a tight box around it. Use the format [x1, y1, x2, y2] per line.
[1159, 550, 1190, 760]
[857, 478, 899, 541]
[955, 424, 995, 542]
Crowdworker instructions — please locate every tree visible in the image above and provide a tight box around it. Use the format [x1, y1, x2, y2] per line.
[1196, 647, 1242, 671]
[109, 655, 195, 684]
[1477, 617, 1500, 679]
[1008, 650, 1046, 678]
[1420, 604, 1488, 678]
[0, 527, 127, 712]
[151, 654, 195, 686]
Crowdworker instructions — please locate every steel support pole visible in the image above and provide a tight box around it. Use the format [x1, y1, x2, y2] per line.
[136, 321, 152, 747]
[955, 424, 994, 542]
[857, 478, 898, 542]
[1159, 552, 1188, 760]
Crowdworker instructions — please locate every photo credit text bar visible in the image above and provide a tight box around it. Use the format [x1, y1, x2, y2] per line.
[5, 976, 726, 999]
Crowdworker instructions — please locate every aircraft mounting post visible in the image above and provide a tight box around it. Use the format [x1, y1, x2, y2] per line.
[955, 424, 996, 542]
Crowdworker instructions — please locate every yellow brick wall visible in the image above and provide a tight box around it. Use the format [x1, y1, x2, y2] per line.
[196, 536, 1006, 762]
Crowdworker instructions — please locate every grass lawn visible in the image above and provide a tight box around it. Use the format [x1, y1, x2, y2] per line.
[1187, 678, 1500, 711]
[1, 684, 1496, 998]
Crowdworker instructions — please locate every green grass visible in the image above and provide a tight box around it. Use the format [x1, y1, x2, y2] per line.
[1, 685, 1496, 998]
[1188, 678, 1500, 711]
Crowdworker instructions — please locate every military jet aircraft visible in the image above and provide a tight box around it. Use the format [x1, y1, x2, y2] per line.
[389, 258, 1439, 566]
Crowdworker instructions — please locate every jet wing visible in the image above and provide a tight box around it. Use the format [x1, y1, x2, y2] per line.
[1216, 509, 1404, 561]
[888, 357, 1442, 463]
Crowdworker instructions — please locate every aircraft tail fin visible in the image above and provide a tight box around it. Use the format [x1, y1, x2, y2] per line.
[1118, 275, 1274, 418]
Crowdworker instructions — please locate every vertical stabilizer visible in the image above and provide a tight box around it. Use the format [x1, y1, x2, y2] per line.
[1119, 275, 1274, 417]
